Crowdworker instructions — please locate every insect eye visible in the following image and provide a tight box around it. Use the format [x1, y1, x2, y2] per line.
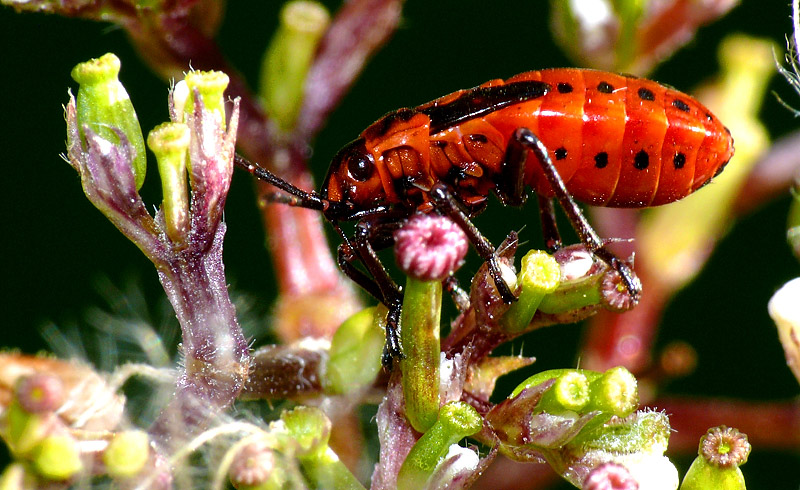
[347, 153, 374, 182]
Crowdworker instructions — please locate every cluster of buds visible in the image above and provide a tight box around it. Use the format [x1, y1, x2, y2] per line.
[64, 53, 250, 455]
[0, 355, 154, 486]
[223, 406, 364, 490]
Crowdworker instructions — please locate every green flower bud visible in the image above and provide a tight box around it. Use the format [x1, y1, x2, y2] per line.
[147, 122, 190, 246]
[536, 370, 590, 414]
[510, 368, 578, 399]
[510, 366, 637, 418]
[280, 406, 330, 458]
[501, 250, 561, 332]
[584, 366, 639, 417]
[177, 70, 230, 128]
[325, 306, 386, 395]
[33, 435, 82, 481]
[280, 407, 365, 490]
[70, 53, 146, 190]
[103, 430, 150, 479]
[397, 401, 482, 490]
[5, 401, 46, 456]
[261, 0, 330, 130]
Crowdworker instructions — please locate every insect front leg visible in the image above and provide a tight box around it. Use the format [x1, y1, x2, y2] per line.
[508, 127, 642, 300]
[429, 182, 518, 303]
[343, 220, 406, 367]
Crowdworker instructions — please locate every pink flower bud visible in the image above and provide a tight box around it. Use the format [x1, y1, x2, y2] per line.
[229, 440, 276, 487]
[700, 426, 751, 468]
[394, 214, 468, 282]
[16, 374, 64, 414]
[583, 462, 639, 490]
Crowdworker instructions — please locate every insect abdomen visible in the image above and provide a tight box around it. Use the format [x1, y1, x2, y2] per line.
[494, 69, 733, 207]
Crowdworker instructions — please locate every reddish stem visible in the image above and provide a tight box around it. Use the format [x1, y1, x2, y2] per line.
[653, 397, 800, 453]
[734, 128, 800, 216]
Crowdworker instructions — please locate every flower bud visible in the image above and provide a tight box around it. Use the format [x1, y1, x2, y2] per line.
[15, 374, 63, 414]
[501, 249, 561, 332]
[583, 462, 639, 490]
[147, 122, 190, 245]
[261, 0, 330, 130]
[33, 434, 83, 481]
[394, 214, 468, 282]
[103, 430, 151, 479]
[229, 440, 280, 489]
[0, 463, 31, 490]
[281, 406, 331, 458]
[768, 277, 800, 385]
[679, 426, 750, 490]
[181, 70, 230, 128]
[70, 53, 146, 190]
[584, 367, 639, 417]
[280, 407, 365, 489]
[5, 401, 48, 456]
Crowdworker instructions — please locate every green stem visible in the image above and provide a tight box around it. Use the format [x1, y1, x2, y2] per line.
[400, 277, 442, 433]
[397, 402, 482, 490]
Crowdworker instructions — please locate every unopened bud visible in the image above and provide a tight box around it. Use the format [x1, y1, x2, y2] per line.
[71, 53, 146, 190]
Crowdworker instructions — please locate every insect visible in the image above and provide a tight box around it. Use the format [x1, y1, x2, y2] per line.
[235, 67, 734, 364]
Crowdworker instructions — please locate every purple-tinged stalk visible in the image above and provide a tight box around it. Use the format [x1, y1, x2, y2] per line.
[679, 426, 750, 490]
[66, 54, 250, 453]
[551, 0, 738, 75]
[395, 214, 468, 433]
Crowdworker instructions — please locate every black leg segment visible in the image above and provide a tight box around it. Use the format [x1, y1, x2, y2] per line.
[508, 127, 641, 299]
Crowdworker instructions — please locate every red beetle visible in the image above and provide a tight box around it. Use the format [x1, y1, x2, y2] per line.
[236, 68, 734, 362]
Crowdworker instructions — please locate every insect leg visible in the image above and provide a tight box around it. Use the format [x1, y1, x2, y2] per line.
[349, 220, 405, 366]
[509, 127, 641, 299]
[537, 195, 563, 252]
[429, 182, 518, 303]
[337, 242, 387, 304]
[443, 276, 470, 312]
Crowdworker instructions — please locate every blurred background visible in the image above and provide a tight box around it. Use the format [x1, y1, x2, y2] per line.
[2, 1, 799, 488]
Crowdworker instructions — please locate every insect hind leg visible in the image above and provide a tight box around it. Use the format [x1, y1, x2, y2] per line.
[508, 127, 642, 300]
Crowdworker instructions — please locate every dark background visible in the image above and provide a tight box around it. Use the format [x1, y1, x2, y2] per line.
[2, 1, 799, 488]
